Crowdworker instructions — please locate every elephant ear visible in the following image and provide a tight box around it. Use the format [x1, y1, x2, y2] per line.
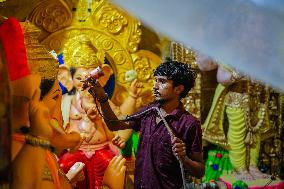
[58, 65, 73, 92]
[98, 64, 113, 87]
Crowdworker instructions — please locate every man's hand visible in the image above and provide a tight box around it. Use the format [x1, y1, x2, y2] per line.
[87, 80, 107, 101]
[172, 138, 205, 178]
[171, 137, 186, 160]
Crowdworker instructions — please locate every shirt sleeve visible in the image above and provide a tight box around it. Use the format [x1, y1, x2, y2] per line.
[128, 118, 141, 132]
[185, 118, 203, 154]
[127, 104, 152, 132]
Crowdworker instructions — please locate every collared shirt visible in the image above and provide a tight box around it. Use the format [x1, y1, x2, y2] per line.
[128, 102, 202, 189]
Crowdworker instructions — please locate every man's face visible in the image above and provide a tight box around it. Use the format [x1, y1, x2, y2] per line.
[153, 76, 176, 104]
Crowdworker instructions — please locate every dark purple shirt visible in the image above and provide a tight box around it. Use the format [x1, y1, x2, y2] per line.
[128, 103, 202, 189]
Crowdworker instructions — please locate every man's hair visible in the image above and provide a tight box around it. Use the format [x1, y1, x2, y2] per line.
[154, 58, 197, 99]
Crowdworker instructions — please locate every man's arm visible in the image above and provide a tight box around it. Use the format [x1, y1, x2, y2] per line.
[88, 82, 131, 131]
[172, 137, 205, 178]
[182, 152, 205, 178]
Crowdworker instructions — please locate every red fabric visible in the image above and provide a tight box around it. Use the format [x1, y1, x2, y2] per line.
[58, 146, 115, 189]
[12, 133, 25, 142]
[0, 17, 30, 81]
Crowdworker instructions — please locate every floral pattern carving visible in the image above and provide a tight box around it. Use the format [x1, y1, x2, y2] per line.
[28, 0, 72, 33]
[98, 5, 128, 34]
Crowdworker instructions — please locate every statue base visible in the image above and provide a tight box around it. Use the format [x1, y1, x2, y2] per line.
[220, 172, 284, 189]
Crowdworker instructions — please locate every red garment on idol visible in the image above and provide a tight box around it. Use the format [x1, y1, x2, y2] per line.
[58, 145, 115, 189]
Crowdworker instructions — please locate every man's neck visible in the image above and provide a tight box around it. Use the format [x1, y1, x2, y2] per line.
[160, 99, 180, 114]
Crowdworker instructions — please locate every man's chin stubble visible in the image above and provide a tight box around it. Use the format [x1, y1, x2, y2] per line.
[154, 98, 166, 104]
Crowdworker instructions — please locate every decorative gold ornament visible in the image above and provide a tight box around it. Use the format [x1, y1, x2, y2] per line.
[258, 91, 283, 175]
[20, 21, 59, 80]
[202, 86, 230, 149]
[97, 4, 128, 34]
[171, 42, 197, 68]
[27, 0, 72, 34]
[25, 134, 52, 150]
[29, 0, 141, 86]
[243, 84, 269, 147]
[129, 50, 161, 106]
[27, 0, 161, 108]
[63, 35, 102, 68]
[221, 64, 244, 82]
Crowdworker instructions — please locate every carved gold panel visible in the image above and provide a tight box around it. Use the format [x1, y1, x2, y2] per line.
[258, 92, 283, 176]
[27, 0, 160, 107]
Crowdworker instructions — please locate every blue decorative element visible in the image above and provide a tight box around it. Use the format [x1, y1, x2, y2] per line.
[104, 74, 115, 98]
[58, 53, 64, 65]
[59, 82, 68, 95]
[57, 53, 69, 95]
[103, 56, 114, 98]
[104, 56, 110, 65]
[211, 164, 219, 171]
[259, 163, 269, 173]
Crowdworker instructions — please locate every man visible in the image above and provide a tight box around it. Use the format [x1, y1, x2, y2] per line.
[88, 59, 205, 189]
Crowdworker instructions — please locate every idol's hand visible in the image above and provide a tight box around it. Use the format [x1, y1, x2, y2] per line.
[70, 169, 85, 188]
[86, 106, 100, 120]
[29, 89, 53, 138]
[129, 79, 143, 98]
[171, 137, 186, 160]
[103, 155, 126, 189]
[112, 134, 126, 149]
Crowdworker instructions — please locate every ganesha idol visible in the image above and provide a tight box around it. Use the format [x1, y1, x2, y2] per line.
[57, 39, 143, 189]
[196, 52, 284, 189]
[0, 18, 85, 189]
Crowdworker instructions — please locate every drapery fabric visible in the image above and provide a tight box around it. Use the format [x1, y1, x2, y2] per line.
[112, 0, 284, 91]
